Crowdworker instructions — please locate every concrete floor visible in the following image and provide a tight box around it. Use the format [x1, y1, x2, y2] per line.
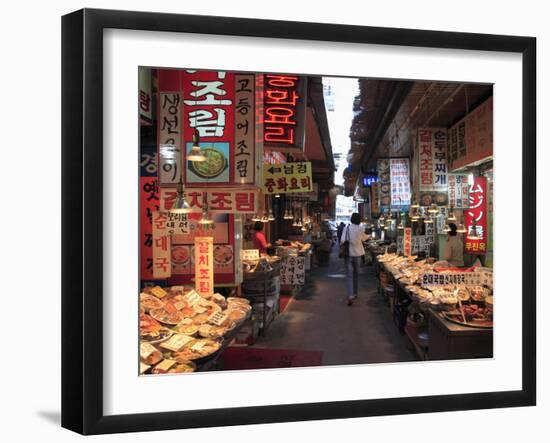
[253, 246, 419, 366]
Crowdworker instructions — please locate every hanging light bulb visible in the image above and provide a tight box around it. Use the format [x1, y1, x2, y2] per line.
[424, 216, 434, 224]
[447, 210, 457, 222]
[427, 203, 439, 214]
[410, 194, 419, 209]
[251, 214, 261, 222]
[267, 209, 275, 221]
[443, 224, 450, 232]
[169, 175, 192, 214]
[457, 223, 467, 233]
[197, 194, 214, 226]
[187, 129, 207, 162]
[261, 212, 269, 223]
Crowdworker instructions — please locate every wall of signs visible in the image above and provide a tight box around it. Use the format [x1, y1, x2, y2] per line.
[262, 162, 312, 194]
[263, 74, 307, 152]
[390, 158, 411, 208]
[448, 97, 493, 171]
[465, 176, 488, 254]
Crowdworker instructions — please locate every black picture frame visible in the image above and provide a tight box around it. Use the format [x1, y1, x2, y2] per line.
[62, 8, 536, 435]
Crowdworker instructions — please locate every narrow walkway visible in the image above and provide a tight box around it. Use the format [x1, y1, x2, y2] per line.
[253, 245, 419, 366]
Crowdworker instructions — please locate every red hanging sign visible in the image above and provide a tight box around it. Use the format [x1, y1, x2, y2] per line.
[464, 176, 487, 254]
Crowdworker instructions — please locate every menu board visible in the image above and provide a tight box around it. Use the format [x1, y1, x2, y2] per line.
[390, 158, 411, 208]
[280, 255, 305, 285]
[448, 173, 470, 209]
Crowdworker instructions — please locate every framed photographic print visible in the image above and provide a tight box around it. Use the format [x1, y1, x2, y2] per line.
[62, 8, 536, 435]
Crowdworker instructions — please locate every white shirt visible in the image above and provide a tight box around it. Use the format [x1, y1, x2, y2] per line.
[342, 223, 369, 257]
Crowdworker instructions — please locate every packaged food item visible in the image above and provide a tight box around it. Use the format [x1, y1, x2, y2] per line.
[140, 292, 165, 311]
[140, 342, 163, 365]
[159, 334, 195, 352]
[149, 286, 168, 299]
[152, 359, 177, 374]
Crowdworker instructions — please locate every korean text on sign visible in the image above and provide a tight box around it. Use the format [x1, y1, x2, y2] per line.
[194, 237, 214, 297]
[262, 162, 312, 195]
[464, 176, 488, 254]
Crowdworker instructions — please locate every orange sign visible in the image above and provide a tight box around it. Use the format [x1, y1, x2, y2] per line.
[404, 228, 412, 256]
[194, 237, 214, 297]
[152, 211, 171, 279]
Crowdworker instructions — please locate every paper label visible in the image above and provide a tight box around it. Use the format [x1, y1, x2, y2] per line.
[191, 341, 206, 352]
[140, 342, 157, 359]
[155, 359, 176, 372]
[150, 286, 168, 299]
[160, 334, 194, 352]
[208, 311, 229, 326]
[183, 290, 202, 307]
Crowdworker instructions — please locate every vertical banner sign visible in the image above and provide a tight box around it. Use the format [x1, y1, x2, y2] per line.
[262, 162, 312, 194]
[389, 158, 411, 208]
[140, 177, 160, 280]
[194, 237, 214, 297]
[447, 173, 470, 209]
[377, 159, 390, 209]
[234, 75, 255, 184]
[263, 74, 307, 151]
[418, 128, 447, 191]
[139, 68, 153, 125]
[152, 211, 171, 279]
[182, 70, 235, 184]
[404, 228, 412, 256]
[280, 255, 306, 285]
[158, 70, 183, 185]
[465, 176, 488, 254]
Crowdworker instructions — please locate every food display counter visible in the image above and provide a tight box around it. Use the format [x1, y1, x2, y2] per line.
[139, 285, 252, 374]
[374, 252, 493, 361]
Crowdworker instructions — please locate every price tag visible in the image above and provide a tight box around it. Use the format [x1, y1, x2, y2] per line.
[208, 311, 228, 326]
[160, 334, 194, 352]
[150, 286, 168, 299]
[174, 301, 185, 311]
[241, 249, 260, 261]
[154, 359, 176, 372]
[183, 290, 202, 307]
[140, 342, 157, 359]
[191, 341, 206, 352]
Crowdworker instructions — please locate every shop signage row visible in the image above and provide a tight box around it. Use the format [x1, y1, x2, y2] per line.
[262, 161, 312, 194]
[420, 268, 492, 288]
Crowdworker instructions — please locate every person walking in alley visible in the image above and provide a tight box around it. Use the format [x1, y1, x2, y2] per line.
[341, 213, 370, 306]
[337, 222, 345, 244]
